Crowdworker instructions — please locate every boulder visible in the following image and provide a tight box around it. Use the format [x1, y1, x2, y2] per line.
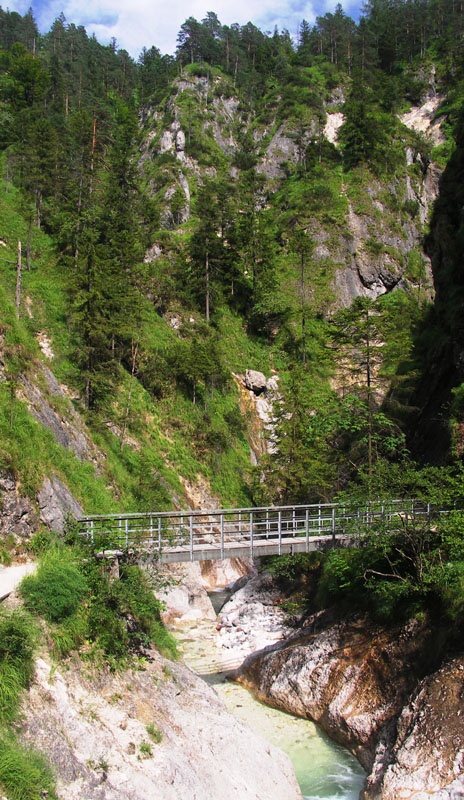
[245, 370, 267, 395]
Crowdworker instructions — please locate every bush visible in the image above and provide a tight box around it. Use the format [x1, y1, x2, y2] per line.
[0, 663, 24, 725]
[19, 550, 89, 623]
[86, 574, 131, 663]
[265, 553, 323, 594]
[18, 542, 177, 667]
[83, 561, 178, 664]
[116, 564, 178, 659]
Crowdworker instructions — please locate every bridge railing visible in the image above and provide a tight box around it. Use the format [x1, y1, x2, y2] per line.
[76, 499, 459, 560]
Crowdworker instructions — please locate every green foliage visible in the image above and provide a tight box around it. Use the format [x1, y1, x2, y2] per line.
[79, 554, 178, 664]
[16, 538, 178, 666]
[339, 83, 403, 173]
[139, 740, 153, 757]
[0, 534, 15, 566]
[146, 723, 163, 743]
[316, 508, 464, 637]
[0, 663, 24, 726]
[0, 735, 57, 800]
[264, 552, 323, 594]
[20, 549, 89, 623]
[0, 608, 36, 724]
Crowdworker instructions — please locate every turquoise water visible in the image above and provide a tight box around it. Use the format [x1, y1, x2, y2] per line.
[175, 621, 366, 800]
[216, 679, 365, 800]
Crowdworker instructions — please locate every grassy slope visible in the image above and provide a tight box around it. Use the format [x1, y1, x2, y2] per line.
[0, 155, 266, 515]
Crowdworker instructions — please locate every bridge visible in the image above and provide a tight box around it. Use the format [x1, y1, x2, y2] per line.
[77, 499, 444, 563]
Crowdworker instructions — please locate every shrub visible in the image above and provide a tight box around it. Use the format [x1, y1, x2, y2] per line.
[49, 613, 88, 659]
[0, 664, 24, 725]
[116, 564, 178, 659]
[146, 723, 163, 743]
[86, 575, 131, 663]
[83, 561, 178, 664]
[20, 550, 89, 623]
[18, 543, 177, 667]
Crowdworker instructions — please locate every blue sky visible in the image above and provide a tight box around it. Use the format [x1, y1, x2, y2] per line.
[3, 0, 362, 59]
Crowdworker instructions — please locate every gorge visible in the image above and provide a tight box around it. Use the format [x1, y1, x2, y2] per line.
[163, 560, 464, 800]
[2, 2, 464, 798]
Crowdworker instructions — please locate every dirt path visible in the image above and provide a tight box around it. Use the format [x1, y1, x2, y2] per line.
[0, 562, 36, 601]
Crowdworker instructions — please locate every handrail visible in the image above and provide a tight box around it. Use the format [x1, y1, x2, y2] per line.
[75, 500, 463, 564]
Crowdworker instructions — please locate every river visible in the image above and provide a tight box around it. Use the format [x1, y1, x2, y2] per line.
[174, 615, 366, 800]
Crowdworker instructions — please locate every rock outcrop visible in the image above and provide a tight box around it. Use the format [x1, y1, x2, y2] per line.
[19, 366, 101, 466]
[0, 468, 84, 541]
[0, 471, 37, 540]
[157, 559, 251, 626]
[20, 651, 302, 800]
[217, 572, 293, 662]
[232, 608, 464, 799]
[38, 475, 83, 533]
[364, 657, 464, 800]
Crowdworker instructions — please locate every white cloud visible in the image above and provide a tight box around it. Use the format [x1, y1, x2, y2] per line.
[7, 0, 360, 58]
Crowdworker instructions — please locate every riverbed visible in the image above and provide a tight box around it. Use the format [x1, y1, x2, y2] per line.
[174, 618, 366, 800]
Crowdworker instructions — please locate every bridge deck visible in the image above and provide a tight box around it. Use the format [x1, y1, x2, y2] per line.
[159, 533, 355, 563]
[77, 500, 450, 563]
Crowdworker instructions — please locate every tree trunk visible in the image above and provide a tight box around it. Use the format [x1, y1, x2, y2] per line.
[15, 241, 22, 314]
[205, 246, 210, 322]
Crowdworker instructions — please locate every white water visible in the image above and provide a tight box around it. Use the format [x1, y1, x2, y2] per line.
[175, 619, 366, 800]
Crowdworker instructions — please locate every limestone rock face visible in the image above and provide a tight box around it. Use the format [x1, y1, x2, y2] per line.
[363, 657, 464, 800]
[19, 367, 101, 466]
[20, 653, 302, 800]
[0, 471, 37, 539]
[38, 475, 83, 533]
[157, 562, 217, 625]
[233, 614, 433, 771]
[217, 572, 293, 663]
[199, 557, 251, 589]
[234, 610, 464, 799]
[157, 559, 252, 625]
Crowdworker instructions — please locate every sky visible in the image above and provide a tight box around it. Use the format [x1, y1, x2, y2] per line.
[3, 0, 362, 59]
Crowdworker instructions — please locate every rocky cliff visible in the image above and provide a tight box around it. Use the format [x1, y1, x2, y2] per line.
[232, 607, 464, 799]
[142, 73, 440, 313]
[409, 109, 464, 462]
[18, 643, 302, 800]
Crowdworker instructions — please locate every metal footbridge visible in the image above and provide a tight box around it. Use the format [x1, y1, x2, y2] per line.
[77, 499, 445, 564]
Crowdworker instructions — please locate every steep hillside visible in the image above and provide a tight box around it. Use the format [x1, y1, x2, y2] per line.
[1, 0, 464, 535]
[2, 6, 464, 800]
[408, 109, 464, 462]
